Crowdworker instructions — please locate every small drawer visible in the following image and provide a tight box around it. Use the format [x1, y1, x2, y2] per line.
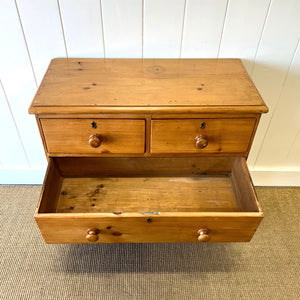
[151, 118, 256, 154]
[35, 156, 263, 243]
[40, 118, 145, 154]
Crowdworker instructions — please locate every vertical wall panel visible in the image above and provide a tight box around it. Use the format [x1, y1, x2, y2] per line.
[1, 0, 300, 183]
[219, 0, 270, 73]
[255, 43, 300, 168]
[16, 0, 67, 84]
[144, 0, 185, 58]
[286, 129, 300, 170]
[247, 0, 300, 168]
[102, 0, 142, 58]
[0, 0, 45, 168]
[59, 0, 104, 57]
[181, 0, 228, 58]
[0, 82, 28, 167]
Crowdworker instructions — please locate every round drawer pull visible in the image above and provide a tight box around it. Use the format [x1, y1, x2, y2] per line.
[89, 134, 103, 148]
[86, 228, 100, 242]
[197, 228, 210, 242]
[195, 135, 208, 149]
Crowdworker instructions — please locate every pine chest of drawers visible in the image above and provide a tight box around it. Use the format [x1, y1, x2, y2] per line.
[29, 58, 268, 244]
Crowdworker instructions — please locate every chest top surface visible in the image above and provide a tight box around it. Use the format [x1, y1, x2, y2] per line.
[29, 58, 268, 115]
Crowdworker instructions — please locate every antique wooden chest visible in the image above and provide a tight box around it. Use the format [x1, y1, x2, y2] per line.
[29, 58, 268, 243]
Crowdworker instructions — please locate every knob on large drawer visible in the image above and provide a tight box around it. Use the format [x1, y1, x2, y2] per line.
[195, 134, 208, 149]
[89, 134, 103, 148]
[197, 228, 210, 242]
[86, 228, 100, 242]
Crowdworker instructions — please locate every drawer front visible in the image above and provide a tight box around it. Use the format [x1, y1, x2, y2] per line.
[41, 119, 145, 154]
[35, 214, 262, 244]
[151, 118, 256, 154]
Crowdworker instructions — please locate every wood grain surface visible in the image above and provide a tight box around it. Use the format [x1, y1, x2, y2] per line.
[30, 58, 267, 244]
[41, 118, 145, 154]
[55, 156, 236, 177]
[35, 156, 263, 243]
[35, 214, 263, 243]
[151, 118, 256, 153]
[56, 176, 238, 213]
[28, 58, 268, 114]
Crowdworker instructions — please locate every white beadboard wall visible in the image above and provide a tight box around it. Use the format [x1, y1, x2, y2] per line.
[0, 0, 299, 185]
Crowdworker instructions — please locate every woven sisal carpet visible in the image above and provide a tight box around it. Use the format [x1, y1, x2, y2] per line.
[1, 186, 299, 300]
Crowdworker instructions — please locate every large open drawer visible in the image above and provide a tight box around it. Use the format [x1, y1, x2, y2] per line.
[35, 157, 263, 243]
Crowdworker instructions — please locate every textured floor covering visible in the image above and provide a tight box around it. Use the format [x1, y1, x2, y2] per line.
[0, 186, 299, 300]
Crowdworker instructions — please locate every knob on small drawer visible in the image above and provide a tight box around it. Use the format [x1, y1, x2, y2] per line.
[89, 134, 103, 148]
[86, 228, 100, 242]
[197, 228, 210, 242]
[195, 134, 208, 149]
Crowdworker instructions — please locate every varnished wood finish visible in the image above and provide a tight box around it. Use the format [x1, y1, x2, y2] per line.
[195, 135, 208, 149]
[231, 157, 262, 212]
[145, 115, 152, 154]
[37, 158, 62, 213]
[36, 115, 48, 159]
[56, 176, 238, 213]
[34, 157, 263, 243]
[55, 156, 237, 177]
[47, 152, 251, 158]
[89, 134, 102, 148]
[151, 113, 261, 119]
[151, 118, 256, 154]
[41, 118, 145, 154]
[35, 214, 263, 244]
[86, 228, 100, 242]
[31, 106, 268, 115]
[38, 113, 260, 119]
[197, 228, 210, 242]
[30, 58, 268, 244]
[29, 58, 268, 115]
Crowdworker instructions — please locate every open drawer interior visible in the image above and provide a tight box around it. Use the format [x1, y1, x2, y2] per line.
[38, 157, 261, 215]
[36, 156, 263, 243]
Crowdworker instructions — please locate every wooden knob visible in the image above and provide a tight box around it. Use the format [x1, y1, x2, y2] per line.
[195, 134, 208, 149]
[89, 134, 102, 148]
[197, 228, 210, 242]
[86, 228, 99, 242]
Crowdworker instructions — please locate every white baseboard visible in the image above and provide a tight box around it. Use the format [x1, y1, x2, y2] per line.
[0, 168, 299, 186]
[0, 168, 46, 184]
[250, 170, 300, 186]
